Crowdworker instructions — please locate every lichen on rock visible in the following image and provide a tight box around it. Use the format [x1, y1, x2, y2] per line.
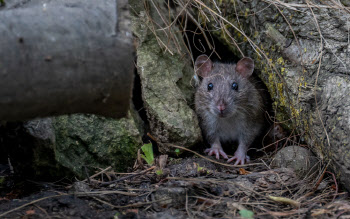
[130, 0, 202, 153]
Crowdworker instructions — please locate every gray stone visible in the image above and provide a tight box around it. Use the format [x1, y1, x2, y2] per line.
[271, 146, 319, 177]
[152, 187, 187, 208]
[24, 118, 69, 177]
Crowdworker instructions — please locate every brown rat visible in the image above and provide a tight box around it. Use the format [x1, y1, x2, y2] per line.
[194, 55, 265, 165]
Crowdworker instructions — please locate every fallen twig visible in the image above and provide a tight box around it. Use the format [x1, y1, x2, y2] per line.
[98, 166, 156, 186]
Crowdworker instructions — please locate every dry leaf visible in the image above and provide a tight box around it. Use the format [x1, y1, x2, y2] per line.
[239, 168, 250, 175]
[26, 209, 35, 215]
[311, 209, 330, 217]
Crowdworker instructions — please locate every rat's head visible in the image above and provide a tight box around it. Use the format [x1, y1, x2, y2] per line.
[195, 55, 255, 118]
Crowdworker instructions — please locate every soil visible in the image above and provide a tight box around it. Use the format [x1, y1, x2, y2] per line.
[0, 155, 349, 219]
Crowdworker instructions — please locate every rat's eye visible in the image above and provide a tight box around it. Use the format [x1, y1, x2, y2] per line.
[232, 82, 238, 90]
[207, 83, 213, 91]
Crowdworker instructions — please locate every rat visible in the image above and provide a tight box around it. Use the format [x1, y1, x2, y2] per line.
[194, 55, 265, 165]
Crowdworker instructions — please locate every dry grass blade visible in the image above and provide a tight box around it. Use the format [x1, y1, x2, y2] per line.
[92, 196, 171, 209]
[192, 0, 262, 56]
[306, 1, 331, 150]
[98, 166, 156, 186]
[262, 0, 350, 11]
[82, 166, 112, 183]
[268, 196, 301, 208]
[177, 0, 214, 51]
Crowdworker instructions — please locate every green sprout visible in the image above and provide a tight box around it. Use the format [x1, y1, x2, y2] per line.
[141, 143, 154, 165]
[156, 169, 163, 175]
[239, 209, 254, 219]
[197, 165, 204, 172]
[0, 177, 5, 187]
[113, 212, 120, 219]
[175, 148, 180, 156]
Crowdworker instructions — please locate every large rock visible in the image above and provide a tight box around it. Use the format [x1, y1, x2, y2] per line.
[24, 110, 143, 178]
[130, 0, 202, 153]
[191, 1, 350, 190]
[53, 113, 143, 177]
[271, 146, 319, 177]
[24, 118, 70, 177]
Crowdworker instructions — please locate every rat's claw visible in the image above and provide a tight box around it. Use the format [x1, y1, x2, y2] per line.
[227, 156, 243, 165]
[219, 150, 229, 159]
[227, 153, 250, 165]
[205, 148, 228, 160]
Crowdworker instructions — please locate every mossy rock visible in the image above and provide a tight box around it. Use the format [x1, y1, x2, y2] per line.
[52, 112, 143, 177]
[130, 0, 202, 153]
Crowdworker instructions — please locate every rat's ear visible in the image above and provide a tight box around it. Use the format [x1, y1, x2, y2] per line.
[195, 55, 213, 78]
[236, 57, 254, 78]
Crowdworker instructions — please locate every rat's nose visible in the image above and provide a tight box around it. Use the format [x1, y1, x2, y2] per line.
[217, 103, 226, 112]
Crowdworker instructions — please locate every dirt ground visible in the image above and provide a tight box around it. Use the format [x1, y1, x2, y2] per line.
[0, 154, 349, 219]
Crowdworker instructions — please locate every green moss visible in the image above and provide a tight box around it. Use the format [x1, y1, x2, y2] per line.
[53, 112, 143, 178]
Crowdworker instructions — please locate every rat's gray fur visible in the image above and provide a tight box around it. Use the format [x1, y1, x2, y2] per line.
[195, 59, 265, 164]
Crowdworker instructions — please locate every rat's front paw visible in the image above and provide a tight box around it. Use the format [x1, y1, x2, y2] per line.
[205, 147, 229, 160]
[227, 151, 250, 165]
